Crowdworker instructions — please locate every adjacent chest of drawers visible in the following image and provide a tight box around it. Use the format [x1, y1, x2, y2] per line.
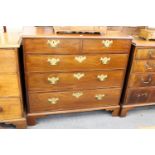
[0, 33, 26, 128]
[121, 39, 155, 116]
[23, 27, 132, 125]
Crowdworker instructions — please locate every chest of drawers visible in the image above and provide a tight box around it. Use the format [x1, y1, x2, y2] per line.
[0, 33, 26, 128]
[121, 39, 155, 116]
[22, 27, 132, 125]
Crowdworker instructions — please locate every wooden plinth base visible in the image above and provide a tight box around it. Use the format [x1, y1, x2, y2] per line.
[27, 106, 120, 126]
[120, 103, 155, 117]
[0, 117, 27, 129]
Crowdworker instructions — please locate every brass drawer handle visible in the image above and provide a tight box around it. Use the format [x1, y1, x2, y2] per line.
[47, 58, 60, 66]
[102, 40, 113, 48]
[144, 61, 155, 70]
[100, 57, 111, 64]
[0, 107, 3, 112]
[48, 98, 59, 104]
[97, 74, 108, 81]
[136, 93, 148, 98]
[149, 50, 155, 58]
[73, 73, 85, 80]
[48, 77, 59, 84]
[95, 94, 105, 100]
[72, 92, 83, 98]
[75, 56, 86, 63]
[141, 75, 152, 84]
[47, 39, 60, 48]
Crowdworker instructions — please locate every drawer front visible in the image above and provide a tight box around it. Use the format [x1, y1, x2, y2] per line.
[0, 98, 22, 120]
[126, 88, 150, 104]
[27, 70, 124, 91]
[83, 39, 131, 53]
[29, 88, 121, 113]
[0, 49, 17, 73]
[135, 49, 155, 60]
[132, 60, 155, 73]
[25, 54, 128, 72]
[0, 74, 20, 97]
[129, 73, 155, 87]
[23, 38, 80, 54]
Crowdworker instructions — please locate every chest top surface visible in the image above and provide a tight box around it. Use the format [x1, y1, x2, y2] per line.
[0, 32, 22, 48]
[132, 38, 155, 47]
[22, 26, 133, 39]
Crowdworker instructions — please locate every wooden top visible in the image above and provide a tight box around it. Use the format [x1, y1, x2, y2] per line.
[22, 27, 132, 39]
[132, 37, 155, 47]
[0, 32, 22, 48]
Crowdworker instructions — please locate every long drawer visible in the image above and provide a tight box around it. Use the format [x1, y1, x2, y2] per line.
[0, 98, 22, 120]
[126, 88, 155, 105]
[129, 73, 155, 87]
[26, 70, 124, 91]
[28, 88, 121, 113]
[0, 49, 17, 73]
[25, 54, 128, 72]
[132, 60, 155, 73]
[0, 74, 20, 97]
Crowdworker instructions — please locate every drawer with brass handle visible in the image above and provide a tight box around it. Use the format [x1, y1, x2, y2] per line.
[25, 54, 128, 72]
[135, 49, 155, 60]
[83, 39, 131, 53]
[129, 73, 155, 87]
[28, 88, 121, 113]
[0, 98, 22, 120]
[26, 70, 124, 91]
[23, 38, 80, 54]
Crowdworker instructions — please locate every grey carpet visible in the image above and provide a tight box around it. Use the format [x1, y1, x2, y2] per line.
[28, 106, 155, 129]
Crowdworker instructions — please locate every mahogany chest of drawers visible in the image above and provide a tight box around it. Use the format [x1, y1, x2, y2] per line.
[0, 33, 26, 128]
[121, 39, 155, 116]
[22, 27, 132, 125]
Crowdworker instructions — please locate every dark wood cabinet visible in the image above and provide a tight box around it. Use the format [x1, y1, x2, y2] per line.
[121, 39, 155, 116]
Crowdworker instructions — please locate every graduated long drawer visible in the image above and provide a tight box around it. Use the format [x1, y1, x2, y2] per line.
[28, 88, 121, 113]
[26, 70, 124, 91]
[25, 54, 128, 72]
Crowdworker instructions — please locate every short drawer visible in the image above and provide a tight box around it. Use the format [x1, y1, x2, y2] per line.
[0, 74, 20, 97]
[126, 88, 150, 104]
[126, 88, 155, 105]
[135, 48, 155, 60]
[26, 70, 124, 91]
[83, 39, 131, 53]
[0, 98, 22, 120]
[28, 88, 121, 113]
[132, 60, 155, 73]
[129, 73, 155, 88]
[23, 38, 80, 54]
[25, 54, 128, 72]
[0, 49, 17, 73]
